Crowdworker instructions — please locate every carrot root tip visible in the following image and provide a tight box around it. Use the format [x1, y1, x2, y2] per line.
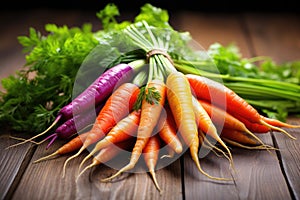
[101, 163, 134, 182]
[78, 153, 94, 172]
[8, 136, 39, 144]
[223, 138, 278, 150]
[215, 138, 234, 170]
[76, 163, 95, 183]
[62, 146, 85, 178]
[33, 151, 59, 163]
[6, 115, 62, 149]
[260, 120, 297, 140]
[45, 134, 58, 149]
[192, 151, 231, 181]
[149, 170, 162, 193]
[6, 136, 40, 150]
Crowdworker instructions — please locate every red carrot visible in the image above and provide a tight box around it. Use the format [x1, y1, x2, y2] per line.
[220, 128, 261, 146]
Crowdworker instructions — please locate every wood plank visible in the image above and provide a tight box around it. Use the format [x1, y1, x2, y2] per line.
[245, 13, 300, 62]
[272, 118, 300, 200]
[12, 137, 183, 200]
[174, 12, 253, 58]
[0, 132, 35, 199]
[183, 134, 291, 200]
[245, 13, 300, 199]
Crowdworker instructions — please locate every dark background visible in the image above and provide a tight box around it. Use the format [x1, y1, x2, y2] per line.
[2, 0, 300, 12]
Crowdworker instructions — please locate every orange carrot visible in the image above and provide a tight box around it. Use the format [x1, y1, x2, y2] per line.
[166, 71, 228, 181]
[192, 97, 233, 167]
[78, 109, 141, 170]
[101, 79, 166, 182]
[220, 128, 276, 150]
[220, 128, 261, 146]
[186, 74, 295, 140]
[261, 116, 300, 128]
[158, 105, 183, 154]
[62, 82, 139, 177]
[33, 132, 90, 163]
[198, 99, 265, 146]
[143, 135, 162, 193]
[237, 116, 271, 133]
[76, 139, 136, 181]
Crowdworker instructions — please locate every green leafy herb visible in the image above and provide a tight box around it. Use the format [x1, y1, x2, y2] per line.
[133, 86, 162, 111]
[0, 24, 99, 132]
[145, 87, 162, 105]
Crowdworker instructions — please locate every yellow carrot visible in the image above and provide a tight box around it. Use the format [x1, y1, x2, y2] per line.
[166, 71, 228, 181]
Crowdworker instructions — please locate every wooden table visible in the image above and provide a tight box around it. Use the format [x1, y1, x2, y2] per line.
[1, 8, 300, 200]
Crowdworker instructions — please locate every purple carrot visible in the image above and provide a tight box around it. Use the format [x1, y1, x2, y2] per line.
[44, 103, 103, 149]
[8, 60, 146, 148]
[57, 63, 134, 121]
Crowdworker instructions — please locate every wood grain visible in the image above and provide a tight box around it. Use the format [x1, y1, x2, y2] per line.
[11, 137, 183, 200]
[183, 134, 291, 200]
[272, 118, 300, 200]
[245, 13, 300, 199]
[0, 132, 35, 199]
[245, 13, 300, 62]
[175, 12, 253, 58]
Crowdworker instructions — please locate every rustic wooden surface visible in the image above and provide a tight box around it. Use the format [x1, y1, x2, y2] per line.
[0, 8, 300, 200]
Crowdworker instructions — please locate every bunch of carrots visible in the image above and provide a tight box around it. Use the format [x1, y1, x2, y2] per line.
[9, 21, 299, 193]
